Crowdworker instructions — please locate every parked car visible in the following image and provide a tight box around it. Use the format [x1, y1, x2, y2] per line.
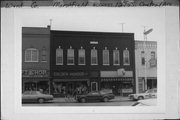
[128, 88, 157, 101]
[76, 90, 115, 103]
[132, 98, 157, 106]
[22, 91, 54, 103]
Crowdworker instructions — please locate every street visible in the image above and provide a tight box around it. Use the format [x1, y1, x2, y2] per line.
[22, 96, 136, 106]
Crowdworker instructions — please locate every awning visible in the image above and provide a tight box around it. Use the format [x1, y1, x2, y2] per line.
[23, 78, 49, 83]
[53, 79, 89, 82]
[101, 77, 133, 82]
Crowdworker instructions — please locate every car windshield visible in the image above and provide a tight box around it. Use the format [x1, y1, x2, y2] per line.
[145, 89, 154, 93]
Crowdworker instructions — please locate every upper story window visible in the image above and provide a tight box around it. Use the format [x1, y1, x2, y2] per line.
[141, 51, 145, 66]
[67, 46, 74, 65]
[149, 51, 157, 68]
[41, 47, 47, 62]
[91, 47, 98, 65]
[123, 48, 130, 65]
[113, 48, 120, 65]
[56, 46, 63, 65]
[103, 47, 109, 65]
[25, 48, 39, 62]
[78, 46, 85, 65]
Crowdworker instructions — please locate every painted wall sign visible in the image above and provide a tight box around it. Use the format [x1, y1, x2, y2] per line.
[22, 70, 49, 77]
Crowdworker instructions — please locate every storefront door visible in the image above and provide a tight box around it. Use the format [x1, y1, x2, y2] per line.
[91, 82, 98, 91]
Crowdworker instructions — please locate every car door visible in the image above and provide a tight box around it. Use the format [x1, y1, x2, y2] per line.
[87, 92, 101, 101]
[30, 91, 39, 102]
[22, 91, 31, 103]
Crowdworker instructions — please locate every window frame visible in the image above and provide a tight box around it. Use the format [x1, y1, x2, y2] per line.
[113, 48, 120, 65]
[123, 48, 130, 66]
[91, 47, 98, 65]
[102, 48, 110, 65]
[67, 47, 74, 65]
[78, 47, 86, 65]
[56, 47, 63, 65]
[25, 48, 39, 62]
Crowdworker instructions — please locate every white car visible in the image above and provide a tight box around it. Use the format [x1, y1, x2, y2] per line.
[128, 88, 157, 101]
[132, 98, 157, 106]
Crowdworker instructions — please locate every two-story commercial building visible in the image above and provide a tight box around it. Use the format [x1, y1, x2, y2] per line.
[50, 30, 136, 96]
[22, 26, 50, 93]
[135, 41, 157, 93]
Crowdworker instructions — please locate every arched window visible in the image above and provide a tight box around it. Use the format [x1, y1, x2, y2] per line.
[56, 46, 63, 65]
[113, 48, 120, 65]
[67, 46, 74, 65]
[123, 48, 130, 65]
[91, 47, 98, 65]
[78, 46, 85, 65]
[25, 48, 39, 62]
[103, 47, 109, 65]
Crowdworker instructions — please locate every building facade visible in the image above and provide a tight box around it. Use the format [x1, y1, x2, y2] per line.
[135, 41, 157, 93]
[22, 26, 50, 93]
[50, 30, 136, 96]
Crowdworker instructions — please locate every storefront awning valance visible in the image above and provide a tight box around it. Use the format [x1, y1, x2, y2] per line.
[53, 79, 89, 82]
[23, 78, 49, 83]
[101, 77, 133, 82]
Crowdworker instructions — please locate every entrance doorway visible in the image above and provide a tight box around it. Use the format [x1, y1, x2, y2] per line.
[91, 82, 98, 91]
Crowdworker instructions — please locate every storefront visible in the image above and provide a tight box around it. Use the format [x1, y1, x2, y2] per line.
[138, 77, 157, 93]
[51, 71, 91, 97]
[22, 69, 50, 94]
[100, 70, 134, 96]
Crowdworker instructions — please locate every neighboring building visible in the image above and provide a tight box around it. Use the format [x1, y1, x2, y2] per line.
[22, 26, 50, 93]
[135, 41, 157, 93]
[50, 30, 136, 96]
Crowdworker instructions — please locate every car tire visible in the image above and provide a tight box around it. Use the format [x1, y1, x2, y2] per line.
[38, 98, 44, 103]
[81, 98, 86, 103]
[103, 97, 109, 102]
[138, 96, 144, 100]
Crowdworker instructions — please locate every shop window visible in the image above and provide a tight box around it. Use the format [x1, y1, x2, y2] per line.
[56, 46, 63, 65]
[25, 48, 39, 62]
[103, 47, 109, 65]
[141, 51, 145, 65]
[123, 48, 130, 65]
[91, 47, 98, 65]
[67, 46, 74, 65]
[41, 47, 47, 62]
[78, 47, 85, 65]
[113, 48, 120, 65]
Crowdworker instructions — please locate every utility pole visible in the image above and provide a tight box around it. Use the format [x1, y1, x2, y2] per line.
[142, 26, 153, 91]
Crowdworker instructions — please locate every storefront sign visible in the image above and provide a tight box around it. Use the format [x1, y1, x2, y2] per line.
[122, 88, 133, 93]
[53, 72, 88, 77]
[22, 70, 49, 77]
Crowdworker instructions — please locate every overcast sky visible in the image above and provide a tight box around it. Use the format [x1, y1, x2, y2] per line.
[21, 7, 166, 41]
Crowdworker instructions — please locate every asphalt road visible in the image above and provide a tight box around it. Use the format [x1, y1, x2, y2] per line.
[22, 100, 136, 106]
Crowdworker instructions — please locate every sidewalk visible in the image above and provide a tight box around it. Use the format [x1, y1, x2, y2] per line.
[51, 96, 129, 103]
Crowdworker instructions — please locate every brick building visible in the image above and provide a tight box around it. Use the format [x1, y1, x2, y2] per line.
[22, 26, 50, 93]
[135, 41, 157, 93]
[50, 30, 136, 96]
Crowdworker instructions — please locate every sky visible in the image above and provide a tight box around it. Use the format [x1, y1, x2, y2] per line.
[21, 7, 166, 41]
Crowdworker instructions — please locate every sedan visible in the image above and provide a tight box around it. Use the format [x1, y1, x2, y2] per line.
[76, 91, 115, 103]
[22, 91, 54, 103]
[128, 88, 157, 101]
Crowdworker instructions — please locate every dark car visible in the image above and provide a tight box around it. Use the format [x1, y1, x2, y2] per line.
[22, 91, 54, 103]
[76, 91, 115, 103]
